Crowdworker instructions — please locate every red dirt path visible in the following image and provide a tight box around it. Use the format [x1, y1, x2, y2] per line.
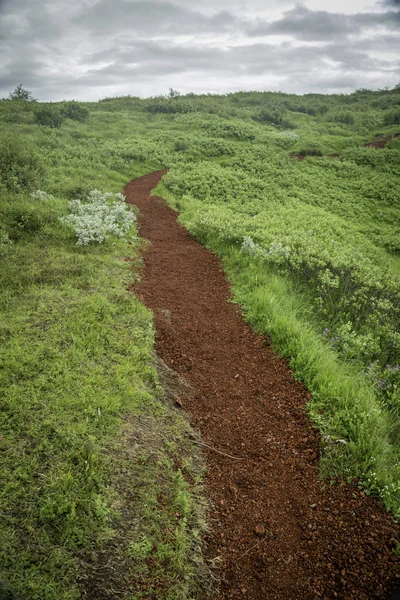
[125, 171, 400, 600]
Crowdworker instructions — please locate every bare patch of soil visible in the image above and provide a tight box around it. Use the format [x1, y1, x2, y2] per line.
[125, 171, 400, 600]
[366, 132, 400, 149]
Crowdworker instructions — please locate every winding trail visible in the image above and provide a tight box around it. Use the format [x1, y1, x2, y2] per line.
[125, 171, 399, 600]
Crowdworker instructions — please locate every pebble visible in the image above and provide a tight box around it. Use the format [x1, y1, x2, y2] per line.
[255, 524, 266, 536]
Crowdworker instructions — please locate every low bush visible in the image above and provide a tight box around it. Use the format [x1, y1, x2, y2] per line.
[60, 190, 137, 245]
[0, 136, 44, 193]
[61, 102, 89, 122]
[252, 108, 296, 129]
[383, 108, 400, 126]
[35, 107, 64, 128]
[174, 139, 190, 152]
[327, 111, 355, 125]
[298, 147, 323, 156]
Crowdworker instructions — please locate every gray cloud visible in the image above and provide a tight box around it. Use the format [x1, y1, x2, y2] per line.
[73, 0, 240, 37]
[0, 0, 399, 101]
[247, 4, 400, 40]
[381, 0, 400, 7]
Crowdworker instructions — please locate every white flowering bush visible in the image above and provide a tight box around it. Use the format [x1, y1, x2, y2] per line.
[60, 190, 136, 246]
[31, 190, 54, 201]
[242, 236, 261, 256]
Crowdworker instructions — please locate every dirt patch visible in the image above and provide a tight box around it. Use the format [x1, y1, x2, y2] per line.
[125, 171, 400, 600]
[366, 132, 400, 149]
[155, 354, 194, 409]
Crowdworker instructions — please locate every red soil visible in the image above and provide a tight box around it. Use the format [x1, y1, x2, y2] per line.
[125, 171, 400, 600]
[365, 133, 400, 149]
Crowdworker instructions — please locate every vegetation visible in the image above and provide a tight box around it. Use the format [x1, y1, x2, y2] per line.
[0, 96, 207, 600]
[1, 82, 400, 596]
[35, 106, 64, 128]
[60, 101, 89, 123]
[9, 84, 36, 102]
[0, 135, 44, 193]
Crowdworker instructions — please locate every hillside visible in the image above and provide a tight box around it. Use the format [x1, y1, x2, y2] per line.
[0, 86, 400, 598]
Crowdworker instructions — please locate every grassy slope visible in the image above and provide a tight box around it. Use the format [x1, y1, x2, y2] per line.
[0, 109, 207, 599]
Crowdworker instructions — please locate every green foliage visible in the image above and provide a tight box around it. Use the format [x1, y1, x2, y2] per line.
[175, 113, 257, 140]
[0, 136, 44, 193]
[145, 97, 186, 114]
[174, 138, 190, 152]
[383, 108, 400, 126]
[327, 110, 355, 125]
[252, 107, 296, 129]
[61, 101, 89, 122]
[298, 146, 323, 156]
[284, 100, 317, 116]
[35, 106, 64, 128]
[9, 84, 36, 102]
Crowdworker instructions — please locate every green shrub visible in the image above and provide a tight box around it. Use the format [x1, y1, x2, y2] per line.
[298, 147, 323, 156]
[2, 100, 36, 124]
[61, 101, 89, 122]
[174, 139, 190, 152]
[327, 111, 355, 125]
[35, 107, 64, 128]
[145, 98, 182, 114]
[252, 108, 296, 129]
[383, 108, 400, 126]
[0, 136, 44, 193]
[284, 101, 317, 116]
[7, 207, 43, 240]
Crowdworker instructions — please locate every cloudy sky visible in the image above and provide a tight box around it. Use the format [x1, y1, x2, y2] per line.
[0, 0, 399, 101]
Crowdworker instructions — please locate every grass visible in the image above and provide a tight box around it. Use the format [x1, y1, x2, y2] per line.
[0, 175, 208, 598]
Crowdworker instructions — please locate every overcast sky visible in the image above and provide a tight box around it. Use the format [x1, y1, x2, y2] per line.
[0, 0, 399, 101]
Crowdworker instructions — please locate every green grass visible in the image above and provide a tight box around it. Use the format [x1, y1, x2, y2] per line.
[0, 150, 207, 598]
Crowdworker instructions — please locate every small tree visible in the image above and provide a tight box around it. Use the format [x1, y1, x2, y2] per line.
[9, 84, 36, 102]
[168, 88, 181, 99]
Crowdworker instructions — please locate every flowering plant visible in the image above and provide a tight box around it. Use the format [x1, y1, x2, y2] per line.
[60, 190, 136, 246]
[31, 190, 54, 201]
